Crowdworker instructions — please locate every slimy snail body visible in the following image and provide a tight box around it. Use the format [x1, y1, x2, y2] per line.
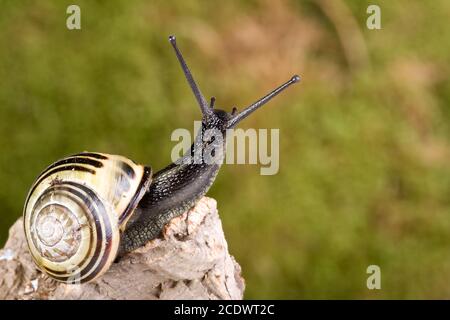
[23, 35, 300, 283]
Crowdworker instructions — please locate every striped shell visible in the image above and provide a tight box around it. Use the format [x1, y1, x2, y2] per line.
[23, 152, 152, 284]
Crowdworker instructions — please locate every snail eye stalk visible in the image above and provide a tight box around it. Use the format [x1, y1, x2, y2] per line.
[210, 97, 216, 109]
[227, 75, 301, 128]
[169, 35, 211, 116]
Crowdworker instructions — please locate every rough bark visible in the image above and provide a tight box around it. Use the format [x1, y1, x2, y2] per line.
[0, 197, 245, 300]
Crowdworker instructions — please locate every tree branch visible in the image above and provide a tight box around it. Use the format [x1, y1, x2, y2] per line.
[0, 197, 245, 300]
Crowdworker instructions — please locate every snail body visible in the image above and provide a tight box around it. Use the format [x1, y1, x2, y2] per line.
[23, 35, 300, 283]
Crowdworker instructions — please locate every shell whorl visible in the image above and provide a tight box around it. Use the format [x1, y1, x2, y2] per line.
[23, 152, 152, 284]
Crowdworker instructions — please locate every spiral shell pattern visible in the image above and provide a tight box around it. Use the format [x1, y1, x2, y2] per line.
[23, 152, 152, 284]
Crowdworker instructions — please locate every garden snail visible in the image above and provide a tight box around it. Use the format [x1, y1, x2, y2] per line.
[23, 35, 301, 284]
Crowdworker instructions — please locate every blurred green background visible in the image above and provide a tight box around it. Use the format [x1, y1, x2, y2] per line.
[0, 0, 449, 299]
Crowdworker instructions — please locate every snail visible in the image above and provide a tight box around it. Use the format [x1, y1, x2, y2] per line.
[23, 35, 301, 284]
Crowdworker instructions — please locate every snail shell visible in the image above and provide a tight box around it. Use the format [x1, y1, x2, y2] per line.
[23, 152, 152, 284]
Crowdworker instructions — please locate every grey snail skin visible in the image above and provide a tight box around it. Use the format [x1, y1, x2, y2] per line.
[23, 35, 301, 284]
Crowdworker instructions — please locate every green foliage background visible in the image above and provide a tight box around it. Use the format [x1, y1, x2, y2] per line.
[0, 0, 449, 298]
